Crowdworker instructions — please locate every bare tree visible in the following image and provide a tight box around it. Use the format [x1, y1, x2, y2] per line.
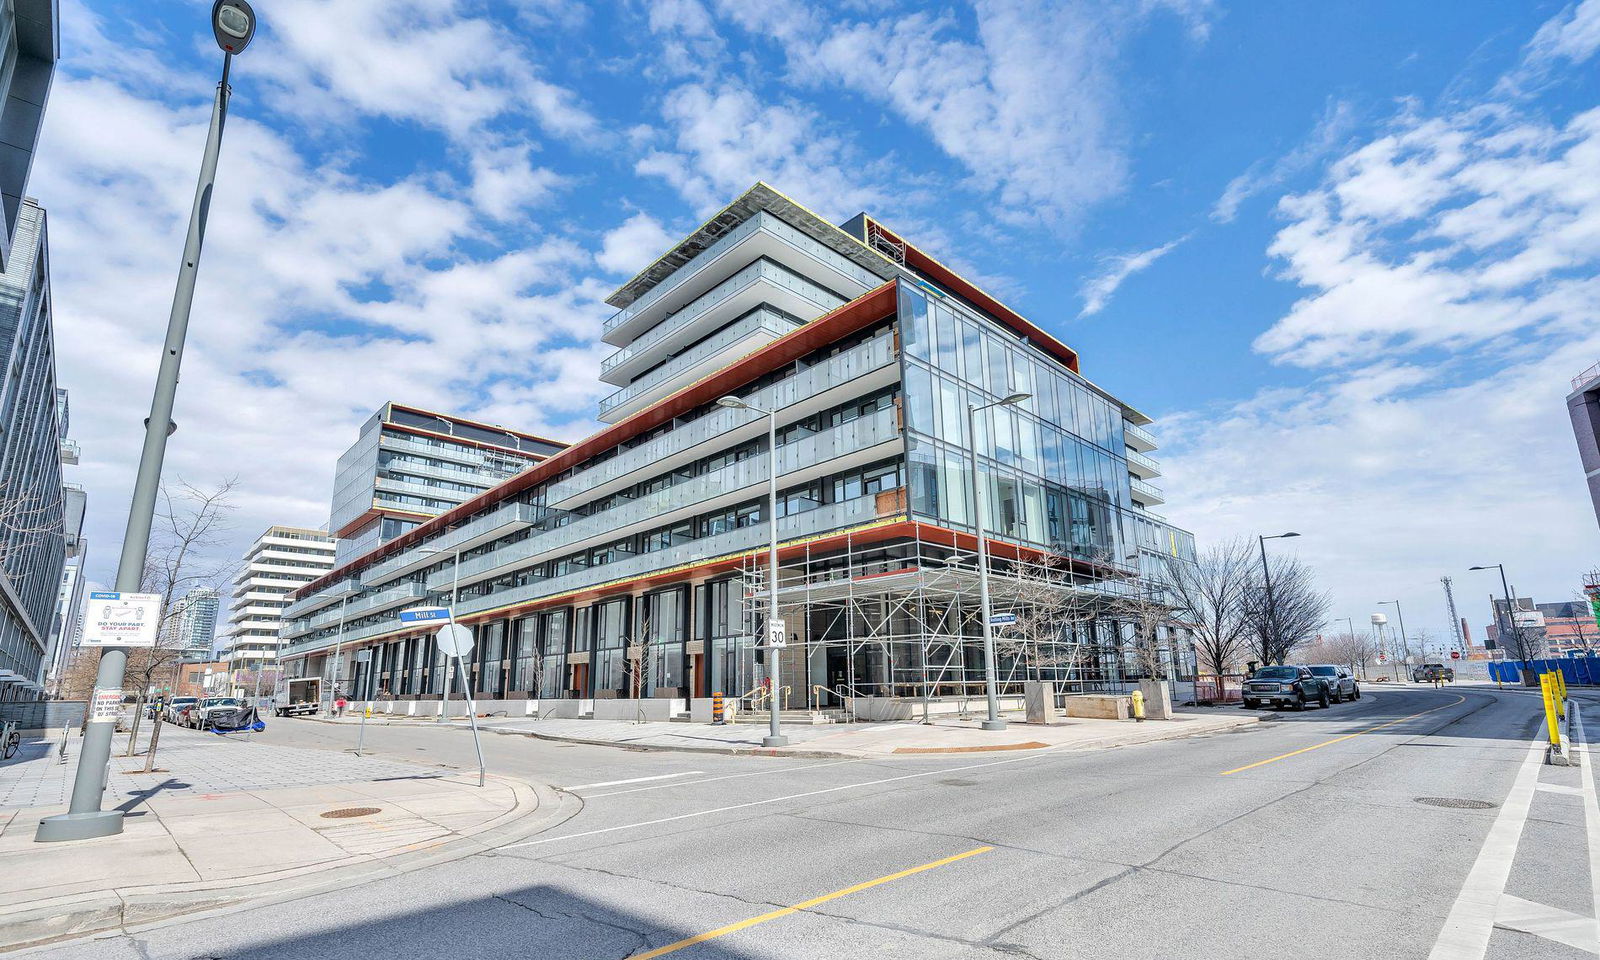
[1163, 540, 1253, 688]
[990, 553, 1112, 695]
[120, 478, 238, 756]
[1243, 552, 1330, 666]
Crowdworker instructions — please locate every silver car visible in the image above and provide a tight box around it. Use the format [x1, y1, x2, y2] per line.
[1308, 664, 1360, 703]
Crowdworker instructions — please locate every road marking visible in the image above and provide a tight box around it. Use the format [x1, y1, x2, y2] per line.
[628, 846, 993, 959]
[1569, 704, 1600, 951]
[1220, 694, 1468, 776]
[503, 748, 1066, 850]
[1495, 894, 1598, 954]
[1426, 738, 1545, 960]
[584, 759, 864, 799]
[563, 771, 704, 791]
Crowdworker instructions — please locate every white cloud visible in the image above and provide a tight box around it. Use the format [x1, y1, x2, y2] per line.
[1078, 235, 1188, 317]
[1212, 99, 1357, 223]
[596, 212, 676, 276]
[468, 143, 567, 221]
[1506, 0, 1600, 91]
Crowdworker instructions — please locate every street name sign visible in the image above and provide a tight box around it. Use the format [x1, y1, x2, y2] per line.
[989, 613, 1017, 626]
[399, 606, 451, 624]
[82, 592, 161, 647]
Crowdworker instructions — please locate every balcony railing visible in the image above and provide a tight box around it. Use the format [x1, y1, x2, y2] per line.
[601, 259, 840, 380]
[282, 578, 362, 620]
[598, 308, 800, 418]
[295, 582, 428, 634]
[603, 211, 881, 341]
[1130, 477, 1165, 504]
[550, 332, 897, 506]
[1125, 449, 1161, 478]
[357, 502, 540, 587]
[281, 495, 891, 657]
[425, 407, 899, 592]
[1124, 421, 1156, 450]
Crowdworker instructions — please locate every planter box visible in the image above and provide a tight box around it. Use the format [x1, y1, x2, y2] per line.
[1064, 694, 1130, 720]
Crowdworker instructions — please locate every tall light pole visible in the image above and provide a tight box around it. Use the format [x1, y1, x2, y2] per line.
[1256, 532, 1300, 664]
[419, 546, 462, 723]
[1336, 616, 1359, 676]
[1378, 599, 1409, 674]
[326, 594, 351, 710]
[37, 2, 257, 843]
[716, 396, 788, 746]
[1470, 563, 1529, 675]
[966, 392, 1029, 732]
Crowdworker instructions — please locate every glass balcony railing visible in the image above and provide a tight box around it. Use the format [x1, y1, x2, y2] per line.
[282, 578, 362, 620]
[603, 212, 881, 340]
[357, 502, 540, 586]
[282, 494, 891, 656]
[551, 332, 897, 506]
[601, 259, 841, 379]
[1130, 477, 1165, 503]
[598, 308, 800, 418]
[296, 582, 427, 633]
[425, 407, 899, 591]
[1124, 422, 1157, 449]
[1125, 449, 1161, 476]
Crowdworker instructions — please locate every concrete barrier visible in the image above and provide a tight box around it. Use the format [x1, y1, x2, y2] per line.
[1064, 694, 1131, 720]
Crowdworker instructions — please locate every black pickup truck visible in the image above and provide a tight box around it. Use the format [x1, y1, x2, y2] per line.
[1242, 665, 1331, 711]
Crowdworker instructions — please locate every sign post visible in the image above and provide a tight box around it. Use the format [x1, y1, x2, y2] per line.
[401, 606, 453, 722]
[435, 622, 485, 788]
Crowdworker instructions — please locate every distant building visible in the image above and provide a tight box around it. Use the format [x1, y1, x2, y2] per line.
[159, 587, 221, 662]
[174, 660, 229, 699]
[1486, 595, 1600, 657]
[43, 388, 84, 693]
[220, 526, 336, 687]
[0, 2, 58, 271]
[0, 200, 66, 701]
[329, 403, 566, 566]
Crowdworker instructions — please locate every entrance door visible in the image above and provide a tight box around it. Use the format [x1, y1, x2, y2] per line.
[824, 646, 850, 707]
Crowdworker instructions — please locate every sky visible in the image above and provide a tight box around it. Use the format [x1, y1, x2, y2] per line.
[36, 0, 1600, 648]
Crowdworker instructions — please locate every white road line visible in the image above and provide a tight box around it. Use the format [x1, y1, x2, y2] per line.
[1426, 737, 1546, 960]
[584, 759, 865, 799]
[502, 746, 1070, 850]
[1570, 703, 1600, 952]
[564, 771, 704, 791]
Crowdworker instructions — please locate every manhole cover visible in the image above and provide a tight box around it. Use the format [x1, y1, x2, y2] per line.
[320, 806, 382, 819]
[1415, 797, 1496, 810]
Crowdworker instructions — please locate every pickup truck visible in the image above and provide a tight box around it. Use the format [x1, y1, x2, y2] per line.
[1413, 663, 1455, 683]
[1242, 665, 1332, 710]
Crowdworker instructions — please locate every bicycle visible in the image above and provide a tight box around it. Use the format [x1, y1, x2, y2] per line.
[2, 720, 19, 760]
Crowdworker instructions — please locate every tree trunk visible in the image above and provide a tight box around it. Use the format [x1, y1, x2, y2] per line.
[143, 710, 164, 773]
[124, 694, 146, 757]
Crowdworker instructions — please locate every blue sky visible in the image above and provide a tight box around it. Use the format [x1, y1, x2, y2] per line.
[39, 0, 1600, 646]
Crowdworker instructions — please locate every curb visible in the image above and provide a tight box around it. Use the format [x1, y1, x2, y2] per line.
[0, 775, 581, 954]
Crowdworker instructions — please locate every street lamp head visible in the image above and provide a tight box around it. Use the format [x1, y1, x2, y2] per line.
[1469, 565, 1493, 571]
[1278, 532, 1301, 538]
[212, 1, 256, 54]
[716, 396, 751, 410]
[1000, 392, 1031, 406]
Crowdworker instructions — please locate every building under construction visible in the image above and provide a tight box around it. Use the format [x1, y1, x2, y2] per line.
[278, 183, 1197, 715]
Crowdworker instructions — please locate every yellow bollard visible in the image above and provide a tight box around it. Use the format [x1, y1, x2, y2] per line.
[1543, 674, 1562, 747]
[1130, 689, 1146, 722]
[1559, 671, 1568, 701]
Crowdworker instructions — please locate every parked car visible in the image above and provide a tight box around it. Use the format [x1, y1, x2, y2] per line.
[1307, 664, 1360, 702]
[166, 697, 198, 724]
[187, 697, 243, 729]
[1412, 663, 1455, 683]
[1242, 665, 1331, 710]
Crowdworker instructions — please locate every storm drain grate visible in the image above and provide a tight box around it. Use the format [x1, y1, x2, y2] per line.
[1414, 797, 1496, 810]
[320, 806, 383, 819]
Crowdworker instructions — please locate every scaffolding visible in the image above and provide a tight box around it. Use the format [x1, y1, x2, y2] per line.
[732, 526, 1150, 719]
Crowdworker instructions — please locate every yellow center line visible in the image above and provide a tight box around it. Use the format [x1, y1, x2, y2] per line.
[630, 845, 994, 959]
[1220, 694, 1467, 776]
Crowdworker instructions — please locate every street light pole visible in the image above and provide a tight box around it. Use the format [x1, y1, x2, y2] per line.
[328, 594, 350, 711]
[1256, 532, 1300, 664]
[1471, 563, 1528, 676]
[715, 396, 787, 747]
[37, 2, 257, 843]
[966, 392, 1029, 732]
[1378, 600, 1409, 673]
[420, 546, 462, 722]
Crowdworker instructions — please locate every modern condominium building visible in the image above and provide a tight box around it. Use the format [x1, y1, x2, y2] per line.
[0, 1, 57, 271]
[330, 402, 566, 565]
[1568, 362, 1600, 529]
[159, 586, 221, 662]
[221, 526, 335, 685]
[279, 183, 1195, 710]
[0, 200, 66, 700]
[43, 388, 84, 692]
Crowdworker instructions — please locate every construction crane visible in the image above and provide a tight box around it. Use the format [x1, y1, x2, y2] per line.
[1441, 576, 1465, 651]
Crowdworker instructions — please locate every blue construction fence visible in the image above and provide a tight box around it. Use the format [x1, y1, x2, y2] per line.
[1487, 657, 1600, 685]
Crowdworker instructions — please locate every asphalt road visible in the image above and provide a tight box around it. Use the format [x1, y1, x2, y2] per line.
[19, 685, 1594, 960]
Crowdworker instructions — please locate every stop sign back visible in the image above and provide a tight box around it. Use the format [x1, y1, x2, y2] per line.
[1450, 650, 1461, 660]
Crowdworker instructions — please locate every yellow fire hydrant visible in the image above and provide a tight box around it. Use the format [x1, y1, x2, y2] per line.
[1131, 689, 1146, 722]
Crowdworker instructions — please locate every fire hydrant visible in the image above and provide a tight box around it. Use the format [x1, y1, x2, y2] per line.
[1130, 689, 1146, 723]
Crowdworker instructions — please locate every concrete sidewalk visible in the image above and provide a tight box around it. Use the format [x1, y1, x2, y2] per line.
[0, 723, 577, 952]
[317, 706, 1267, 758]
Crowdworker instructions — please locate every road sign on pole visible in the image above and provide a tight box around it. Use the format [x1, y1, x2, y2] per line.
[436, 624, 474, 657]
[989, 613, 1017, 626]
[766, 618, 787, 648]
[399, 606, 451, 624]
[81, 593, 162, 647]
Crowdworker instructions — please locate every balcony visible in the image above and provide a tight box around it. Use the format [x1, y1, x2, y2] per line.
[357, 501, 540, 587]
[59, 439, 79, 465]
[1130, 477, 1165, 507]
[549, 332, 899, 509]
[597, 308, 800, 423]
[373, 475, 479, 504]
[282, 578, 362, 620]
[599, 259, 841, 387]
[602, 211, 884, 347]
[424, 407, 901, 592]
[379, 455, 517, 489]
[1125, 449, 1161, 480]
[298, 582, 428, 633]
[1124, 421, 1157, 453]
